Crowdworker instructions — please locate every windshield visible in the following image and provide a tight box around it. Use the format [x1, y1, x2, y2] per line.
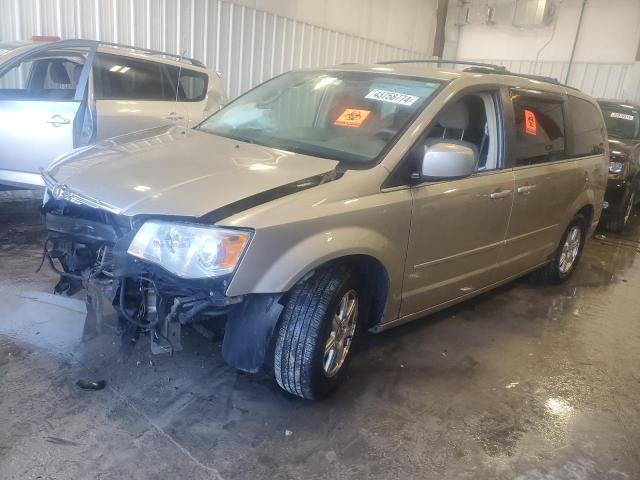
[600, 104, 640, 140]
[198, 70, 441, 164]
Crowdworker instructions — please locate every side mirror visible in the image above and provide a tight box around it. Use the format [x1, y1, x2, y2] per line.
[418, 142, 476, 181]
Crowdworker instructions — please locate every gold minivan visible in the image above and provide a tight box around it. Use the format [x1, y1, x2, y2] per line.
[41, 61, 608, 399]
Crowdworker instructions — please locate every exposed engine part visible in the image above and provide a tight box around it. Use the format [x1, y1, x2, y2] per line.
[41, 197, 240, 355]
[41, 197, 284, 372]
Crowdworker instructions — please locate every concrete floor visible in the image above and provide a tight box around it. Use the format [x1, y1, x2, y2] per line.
[1, 192, 639, 480]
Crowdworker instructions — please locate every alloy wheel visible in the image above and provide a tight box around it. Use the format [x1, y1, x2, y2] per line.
[558, 226, 582, 274]
[323, 289, 358, 378]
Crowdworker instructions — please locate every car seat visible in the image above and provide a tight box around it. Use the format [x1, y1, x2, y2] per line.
[425, 101, 480, 161]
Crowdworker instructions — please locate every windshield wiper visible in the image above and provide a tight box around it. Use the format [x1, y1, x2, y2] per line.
[200, 128, 256, 145]
[228, 133, 255, 144]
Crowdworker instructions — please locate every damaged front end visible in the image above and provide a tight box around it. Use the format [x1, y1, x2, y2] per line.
[40, 194, 248, 357]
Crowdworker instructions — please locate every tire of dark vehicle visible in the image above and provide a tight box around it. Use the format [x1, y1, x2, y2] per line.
[273, 265, 361, 400]
[538, 214, 587, 284]
[603, 191, 635, 233]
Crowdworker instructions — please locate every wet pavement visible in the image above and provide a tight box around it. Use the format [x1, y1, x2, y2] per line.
[1, 192, 639, 480]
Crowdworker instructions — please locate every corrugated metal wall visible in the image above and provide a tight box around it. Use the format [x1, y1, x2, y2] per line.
[471, 58, 640, 102]
[0, 0, 431, 98]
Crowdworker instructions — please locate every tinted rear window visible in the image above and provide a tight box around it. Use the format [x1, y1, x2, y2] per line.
[94, 53, 171, 101]
[511, 93, 566, 166]
[568, 96, 605, 157]
[165, 65, 208, 101]
[599, 103, 640, 140]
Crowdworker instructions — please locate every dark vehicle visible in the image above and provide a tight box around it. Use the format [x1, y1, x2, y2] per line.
[597, 100, 640, 231]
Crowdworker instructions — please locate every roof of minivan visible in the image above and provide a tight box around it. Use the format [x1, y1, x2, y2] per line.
[326, 62, 595, 102]
[0, 39, 209, 71]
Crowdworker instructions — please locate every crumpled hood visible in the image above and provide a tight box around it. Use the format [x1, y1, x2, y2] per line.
[46, 126, 339, 218]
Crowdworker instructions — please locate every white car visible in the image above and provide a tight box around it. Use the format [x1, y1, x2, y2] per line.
[0, 39, 227, 189]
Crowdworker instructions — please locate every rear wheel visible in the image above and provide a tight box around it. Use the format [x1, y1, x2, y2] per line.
[273, 266, 360, 400]
[539, 214, 586, 283]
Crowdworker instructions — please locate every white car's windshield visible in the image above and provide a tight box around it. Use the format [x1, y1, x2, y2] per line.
[198, 70, 441, 164]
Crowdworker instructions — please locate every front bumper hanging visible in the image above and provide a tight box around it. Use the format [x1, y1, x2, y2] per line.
[40, 196, 285, 372]
[40, 198, 240, 354]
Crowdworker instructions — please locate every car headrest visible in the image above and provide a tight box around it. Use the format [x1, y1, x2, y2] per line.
[72, 64, 84, 85]
[49, 62, 71, 85]
[437, 101, 470, 130]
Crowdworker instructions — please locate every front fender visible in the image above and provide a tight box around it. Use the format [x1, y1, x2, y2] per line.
[226, 226, 404, 297]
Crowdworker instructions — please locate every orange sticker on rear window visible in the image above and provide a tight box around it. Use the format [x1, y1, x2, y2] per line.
[524, 109, 537, 136]
[334, 109, 371, 128]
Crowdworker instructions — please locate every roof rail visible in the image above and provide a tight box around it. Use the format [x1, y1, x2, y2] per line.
[503, 71, 581, 91]
[38, 39, 205, 68]
[507, 72, 560, 84]
[377, 58, 581, 92]
[95, 40, 205, 67]
[377, 59, 508, 72]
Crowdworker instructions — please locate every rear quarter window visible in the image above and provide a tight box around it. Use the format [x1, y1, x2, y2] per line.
[511, 92, 566, 166]
[568, 96, 605, 157]
[164, 65, 208, 102]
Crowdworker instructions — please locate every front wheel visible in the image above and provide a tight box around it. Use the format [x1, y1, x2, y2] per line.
[538, 214, 587, 283]
[273, 266, 361, 400]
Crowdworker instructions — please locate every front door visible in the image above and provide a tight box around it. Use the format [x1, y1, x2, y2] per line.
[0, 46, 93, 187]
[401, 91, 514, 317]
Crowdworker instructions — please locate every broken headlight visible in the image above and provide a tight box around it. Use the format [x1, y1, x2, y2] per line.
[127, 220, 251, 279]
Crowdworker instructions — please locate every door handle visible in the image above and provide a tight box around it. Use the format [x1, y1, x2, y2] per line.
[46, 114, 70, 127]
[517, 185, 537, 195]
[166, 112, 185, 121]
[490, 189, 512, 199]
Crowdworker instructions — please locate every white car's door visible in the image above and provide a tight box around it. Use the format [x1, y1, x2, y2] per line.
[0, 46, 93, 188]
[92, 53, 190, 140]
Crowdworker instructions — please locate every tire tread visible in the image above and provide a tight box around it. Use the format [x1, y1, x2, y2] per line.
[538, 214, 586, 283]
[274, 266, 350, 399]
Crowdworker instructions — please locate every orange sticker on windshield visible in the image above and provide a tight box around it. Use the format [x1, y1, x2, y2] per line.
[334, 109, 371, 128]
[524, 109, 537, 136]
